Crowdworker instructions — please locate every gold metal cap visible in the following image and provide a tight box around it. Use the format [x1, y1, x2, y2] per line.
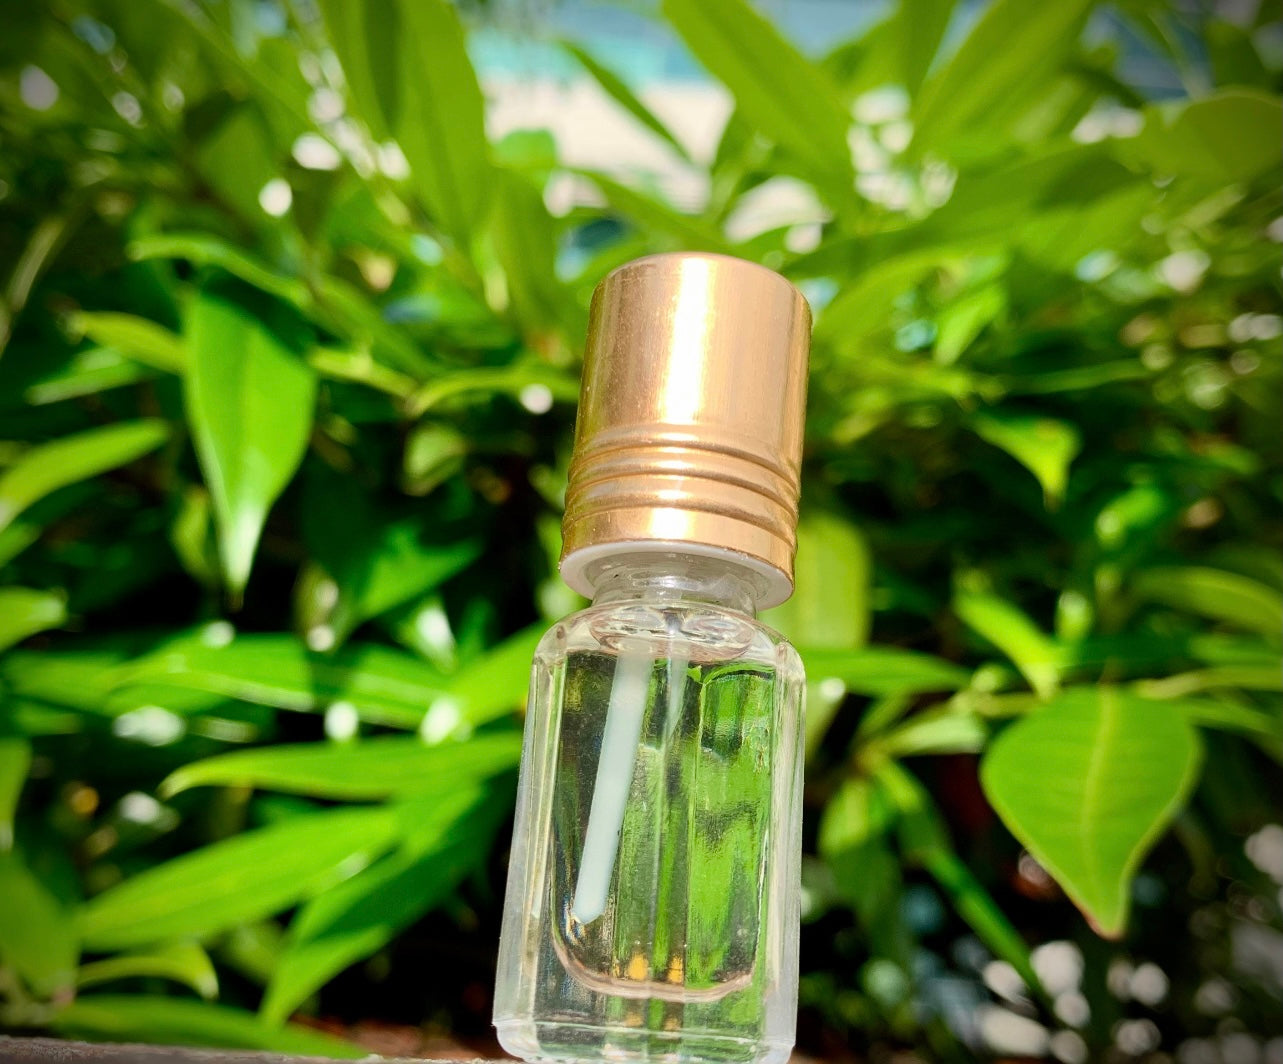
[560, 252, 811, 609]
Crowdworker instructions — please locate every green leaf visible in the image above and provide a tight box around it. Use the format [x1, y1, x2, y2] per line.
[764, 512, 870, 649]
[317, 0, 492, 241]
[1, 648, 124, 714]
[877, 712, 988, 758]
[1124, 89, 1283, 184]
[25, 347, 154, 405]
[78, 805, 401, 950]
[424, 626, 544, 735]
[129, 234, 309, 307]
[76, 941, 219, 1000]
[877, 760, 1041, 996]
[52, 996, 363, 1057]
[490, 168, 569, 334]
[69, 311, 185, 373]
[980, 687, 1203, 937]
[110, 624, 539, 733]
[575, 169, 731, 253]
[0, 849, 79, 993]
[0, 419, 169, 536]
[912, 0, 1096, 156]
[954, 584, 1061, 699]
[303, 472, 482, 643]
[1135, 665, 1283, 699]
[971, 410, 1081, 507]
[818, 776, 900, 924]
[261, 787, 503, 1024]
[186, 286, 317, 597]
[1132, 567, 1283, 640]
[562, 41, 693, 164]
[161, 732, 521, 800]
[0, 737, 31, 852]
[801, 645, 970, 697]
[0, 587, 66, 652]
[662, 0, 854, 197]
[896, 0, 955, 98]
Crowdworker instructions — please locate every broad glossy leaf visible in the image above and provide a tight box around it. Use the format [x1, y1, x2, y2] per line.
[1124, 90, 1283, 183]
[69, 311, 185, 373]
[801, 645, 969, 697]
[971, 411, 1081, 507]
[562, 41, 693, 163]
[765, 512, 870, 649]
[186, 286, 316, 596]
[79, 805, 400, 950]
[0, 587, 66, 652]
[261, 787, 503, 1023]
[663, 0, 854, 197]
[0, 420, 168, 536]
[317, 0, 492, 241]
[981, 688, 1203, 937]
[76, 941, 219, 999]
[912, 0, 1096, 156]
[1132, 567, 1283, 640]
[0, 738, 31, 851]
[162, 732, 521, 800]
[52, 996, 362, 1057]
[954, 585, 1061, 699]
[114, 633, 444, 729]
[0, 849, 78, 993]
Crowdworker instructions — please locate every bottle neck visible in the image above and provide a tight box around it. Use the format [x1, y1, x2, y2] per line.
[584, 552, 767, 617]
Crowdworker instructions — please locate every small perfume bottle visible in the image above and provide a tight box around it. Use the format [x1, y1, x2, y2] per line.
[494, 253, 811, 1064]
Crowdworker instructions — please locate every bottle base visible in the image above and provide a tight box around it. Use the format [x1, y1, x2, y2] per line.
[495, 1018, 792, 1064]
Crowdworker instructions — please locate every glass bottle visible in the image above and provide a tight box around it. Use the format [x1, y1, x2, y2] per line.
[495, 253, 811, 1064]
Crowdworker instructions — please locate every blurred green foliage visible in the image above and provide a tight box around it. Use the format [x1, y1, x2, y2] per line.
[0, 0, 1280, 1058]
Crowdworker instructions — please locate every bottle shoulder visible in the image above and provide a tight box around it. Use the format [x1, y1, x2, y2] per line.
[535, 599, 797, 669]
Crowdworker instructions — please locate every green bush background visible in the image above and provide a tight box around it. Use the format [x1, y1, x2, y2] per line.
[0, 0, 1280, 1058]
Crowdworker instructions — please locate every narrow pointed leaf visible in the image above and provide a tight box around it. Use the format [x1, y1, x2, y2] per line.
[801, 646, 969, 696]
[162, 732, 521, 800]
[0, 420, 168, 536]
[76, 941, 219, 1000]
[261, 788, 504, 1024]
[0, 738, 31, 852]
[1132, 567, 1283, 640]
[186, 287, 316, 596]
[954, 586, 1061, 699]
[78, 805, 400, 950]
[52, 997, 363, 1057]
[912, 0, 1096, 155]
[0, 849, 79, 993]
[0, 587, 66, 652]
[980, 687, 1203, 937]
[971, 411, 1081, 507]
[316, 0, 492, 241]
[562, 41, 693, 163]
[662, 0, 854, 197]
[69, 311, 185, 373]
